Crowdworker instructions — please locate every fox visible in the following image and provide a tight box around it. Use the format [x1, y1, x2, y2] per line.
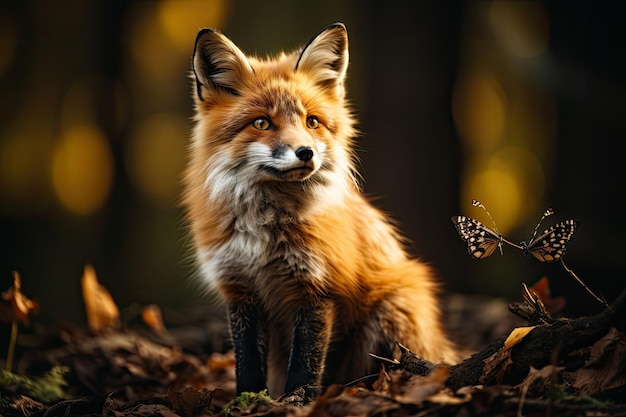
[182, 22, 458, 398]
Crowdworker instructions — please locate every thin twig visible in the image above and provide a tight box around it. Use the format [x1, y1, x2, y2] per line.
[5, 321, 18, 372]
[560, 258, 610, 309]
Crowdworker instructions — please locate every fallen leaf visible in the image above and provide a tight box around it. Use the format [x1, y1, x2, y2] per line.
[372, 364, 391, 395]
[566, 327, 626, 395]
[142, 304, 166, 334]
[312, 389, 399, 417]
[81, 264, 120, 335]
[207, 350, 235, 373]
[482, 326, 537, 384]
[168, 386, 215, 417]
[393, 366, 450, 404]
[503, 326, 537, 351]
[427, 388, 472, 405]
[529, 276, 566, 315]
[2, 271, 38, 325]
[516, 365, 564, 397]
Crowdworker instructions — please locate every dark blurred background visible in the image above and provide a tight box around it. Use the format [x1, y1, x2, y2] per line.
[1, 0, 624, 331]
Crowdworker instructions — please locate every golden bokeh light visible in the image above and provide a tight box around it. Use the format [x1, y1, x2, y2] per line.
[454, 1, 557, 246]
[494, 146, 545, 208]
[453, 73, 507, 151]
[127, 7, 179, 86]
[489, 0, 549, 58]
[462, 165, 522, 235]
[127, 0, 227, 94]
[125, 114, 187, 205]
[50, 124, 114, 215]
[461, 146, 545, 234]
[157, 0, 228, 50]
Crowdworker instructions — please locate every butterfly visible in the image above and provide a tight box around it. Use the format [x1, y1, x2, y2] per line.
[452, 200, 581, 263]
[517, 218, 581, 263]
[451, 200, 505, 260]
[453, 201, 605, 308]
[451, 215, 503, 260]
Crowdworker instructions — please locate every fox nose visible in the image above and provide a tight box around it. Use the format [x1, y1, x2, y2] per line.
[295, 146, 314, 162]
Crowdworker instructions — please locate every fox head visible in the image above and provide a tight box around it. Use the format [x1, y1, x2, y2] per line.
[187, 23, 358, 213]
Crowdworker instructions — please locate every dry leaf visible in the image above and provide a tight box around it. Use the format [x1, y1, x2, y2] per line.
[567, 327, 626, 395]
[503, 326, 536, 350]
[394, 366, 450, 404]
[529, 276, 565, 315]
[1, 271, 38, 325]
[516, 365, 564, 396]
[81, 264, 120, 335]
[481, 351, 513, 385]
[372, 364, 391, 395]
[207, 350, 235, 372]
[310, 387, 399, 417]
[427, 387, 472, 405]
[168, 387, 205, 417]
[142, 304, 166, 334]
[482, 326, 537, 384]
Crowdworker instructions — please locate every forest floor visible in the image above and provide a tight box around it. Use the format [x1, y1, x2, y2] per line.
[1, 274, 625, 417]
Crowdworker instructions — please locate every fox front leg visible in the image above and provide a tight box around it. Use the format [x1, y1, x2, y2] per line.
[284, 298, 334, 397]
[228, 302, 268, 394]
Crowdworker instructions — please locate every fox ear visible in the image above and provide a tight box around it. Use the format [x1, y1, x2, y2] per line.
[296, 23, 349, 98]
[192, 28, 253, 101]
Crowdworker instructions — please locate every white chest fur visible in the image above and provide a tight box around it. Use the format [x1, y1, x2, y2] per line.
[198, 210, 326, 305]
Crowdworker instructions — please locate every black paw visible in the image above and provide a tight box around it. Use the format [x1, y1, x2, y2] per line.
[279, 384, 322, 405]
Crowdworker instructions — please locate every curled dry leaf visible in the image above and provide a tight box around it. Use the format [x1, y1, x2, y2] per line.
[142, 304, 166, 334]
[372, 364, 391, 395]
[1, 271, 38, 325]
[481, 326, 537, 384]
[81, 264, 120, 335]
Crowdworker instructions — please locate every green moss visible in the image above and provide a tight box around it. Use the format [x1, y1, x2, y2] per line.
[545, 384, 615, 410]
[0, 366, 70, 404]
[222, 389, 272, 415]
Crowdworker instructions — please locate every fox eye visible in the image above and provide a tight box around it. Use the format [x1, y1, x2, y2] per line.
[252, 117, 271, 130]
[306, 116, 320, 129]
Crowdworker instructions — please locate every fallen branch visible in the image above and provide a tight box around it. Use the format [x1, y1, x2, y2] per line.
[399, 287, 626, 391]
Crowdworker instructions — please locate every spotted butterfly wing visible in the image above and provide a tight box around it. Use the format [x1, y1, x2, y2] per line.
[451, 215, 502, 260]
[522, 219, 580, 263]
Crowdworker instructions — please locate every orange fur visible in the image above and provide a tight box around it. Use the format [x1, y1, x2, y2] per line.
[183, 23, 457, 396]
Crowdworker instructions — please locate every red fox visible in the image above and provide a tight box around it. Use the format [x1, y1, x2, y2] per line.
[183, 23, 457, 398]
